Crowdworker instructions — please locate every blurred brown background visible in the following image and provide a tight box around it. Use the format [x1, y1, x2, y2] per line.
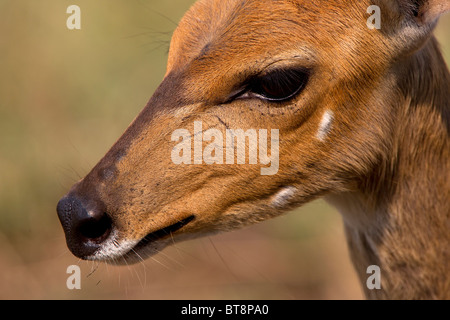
[0, 0, 448, 300]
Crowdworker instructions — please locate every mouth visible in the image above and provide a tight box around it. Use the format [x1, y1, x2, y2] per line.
[131, 215, 196, 253]
[91, 215, 197, 264]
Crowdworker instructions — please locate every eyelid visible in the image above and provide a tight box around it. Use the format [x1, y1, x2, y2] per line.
[234, 85, 303, 102]
[235, 91, 268, 101]
[257, 65, 309, 79]
[237, 67, 309, 102]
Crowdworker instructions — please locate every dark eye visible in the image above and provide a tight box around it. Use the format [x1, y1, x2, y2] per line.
[247, 68, 309, 102]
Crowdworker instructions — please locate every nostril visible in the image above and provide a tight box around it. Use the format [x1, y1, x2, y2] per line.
[57, 195, 113, 258]
[78, 213, 112, 243]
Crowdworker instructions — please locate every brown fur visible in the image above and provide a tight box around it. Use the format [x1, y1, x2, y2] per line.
[60, 0, 450, 299]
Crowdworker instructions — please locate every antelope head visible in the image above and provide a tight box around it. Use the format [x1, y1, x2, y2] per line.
[57, 0, 450, 299]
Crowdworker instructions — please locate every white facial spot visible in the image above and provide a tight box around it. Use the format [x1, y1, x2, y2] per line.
[317, 110, 334, 141]
[271, 186, 297, 208]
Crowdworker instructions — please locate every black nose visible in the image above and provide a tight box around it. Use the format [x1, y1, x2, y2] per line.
[57, 196, 112, 259]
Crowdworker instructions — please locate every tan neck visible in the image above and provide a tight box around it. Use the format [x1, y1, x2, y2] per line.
[327, 37, 450, 300]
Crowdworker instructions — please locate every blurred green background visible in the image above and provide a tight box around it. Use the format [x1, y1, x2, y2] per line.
[0, 0, 448, 300]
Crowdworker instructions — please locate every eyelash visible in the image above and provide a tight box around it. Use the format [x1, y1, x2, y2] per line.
[238, 68, 309, 102]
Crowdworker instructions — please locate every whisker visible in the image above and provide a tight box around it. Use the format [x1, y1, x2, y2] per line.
[87, 262, 99, 278]
[208, 237, 240, 282]
[155, 245, 186, 269]
[149, 254, 172, 271]
[129, 248, 148, 290]
[135, 0, 180, 27]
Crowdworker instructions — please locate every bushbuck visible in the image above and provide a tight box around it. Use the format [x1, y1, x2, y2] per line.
[57, 0, 450, 299]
